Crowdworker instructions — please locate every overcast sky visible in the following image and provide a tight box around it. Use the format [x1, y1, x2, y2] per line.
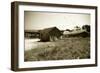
[24, 11, 90, 30]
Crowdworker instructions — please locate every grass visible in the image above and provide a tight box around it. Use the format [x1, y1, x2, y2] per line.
[24, 37, 90, 61]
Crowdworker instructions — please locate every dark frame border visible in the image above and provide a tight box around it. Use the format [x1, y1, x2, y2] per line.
[11, 1, 98, 71]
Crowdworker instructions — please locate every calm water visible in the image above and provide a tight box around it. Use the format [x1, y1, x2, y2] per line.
[25, 38, 40, 51]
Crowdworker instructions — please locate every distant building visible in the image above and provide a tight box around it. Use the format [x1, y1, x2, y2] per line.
[25, 30, 40, 38]
[63, 29, 90, 37]
[40, 27, 62, 42]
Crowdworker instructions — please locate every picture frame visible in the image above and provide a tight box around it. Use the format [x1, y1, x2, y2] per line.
[11, 1, 98, 71]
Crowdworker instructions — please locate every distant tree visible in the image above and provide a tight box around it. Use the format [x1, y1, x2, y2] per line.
[82, 25, 90, 32]
[66, 29, 70, 31]
[74, 26, 81, 31]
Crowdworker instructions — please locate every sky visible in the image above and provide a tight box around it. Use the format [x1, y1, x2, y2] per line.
[24, 11, 90, 30]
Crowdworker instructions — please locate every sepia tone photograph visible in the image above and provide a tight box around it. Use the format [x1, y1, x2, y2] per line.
[24, 11, 90, 62]
[11, 2, 97, 71]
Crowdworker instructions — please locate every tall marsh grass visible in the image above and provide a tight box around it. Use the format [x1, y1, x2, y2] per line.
[25, 37, 90, 61]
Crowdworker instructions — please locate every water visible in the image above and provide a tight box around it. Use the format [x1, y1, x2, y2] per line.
[25, 38, 40, 51]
